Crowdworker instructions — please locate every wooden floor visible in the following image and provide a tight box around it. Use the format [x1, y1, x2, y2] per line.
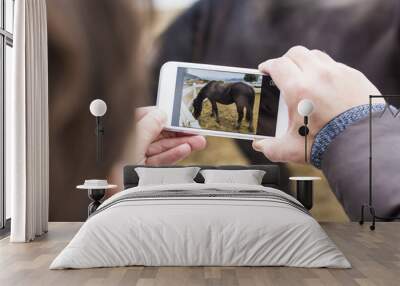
[0, 222, 399, 286]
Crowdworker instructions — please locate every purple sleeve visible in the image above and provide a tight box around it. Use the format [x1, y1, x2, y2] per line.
[321, 107, 400, 220]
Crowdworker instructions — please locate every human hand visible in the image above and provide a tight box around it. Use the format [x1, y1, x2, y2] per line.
[134, 107, 207, 165]
[252, 46, 382, 163]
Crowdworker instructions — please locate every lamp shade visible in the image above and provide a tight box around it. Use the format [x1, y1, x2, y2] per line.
[90, 99, 107, 117]
[297, 99, 314, 117]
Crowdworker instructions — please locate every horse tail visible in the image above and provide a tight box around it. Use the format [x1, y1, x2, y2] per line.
[246, 86, 255, 122]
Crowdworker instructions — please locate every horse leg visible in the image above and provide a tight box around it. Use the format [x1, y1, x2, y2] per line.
[236, 104, 244, 130]
[246, 105, 254, 132]
[211, 101, 220, 124]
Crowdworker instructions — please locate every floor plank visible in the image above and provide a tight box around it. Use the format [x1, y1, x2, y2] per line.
[0, 222, 399, 286]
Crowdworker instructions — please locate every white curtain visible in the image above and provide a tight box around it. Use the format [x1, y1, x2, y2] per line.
[7, 0, 49, 242]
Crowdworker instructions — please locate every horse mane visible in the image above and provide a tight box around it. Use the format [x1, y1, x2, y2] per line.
[194, 82, 211, 102]
[192, 81, 215, 118]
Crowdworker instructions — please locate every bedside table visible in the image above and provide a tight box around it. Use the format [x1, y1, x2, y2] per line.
[289, 177, 321, 210]
[77, 180, 117, 217]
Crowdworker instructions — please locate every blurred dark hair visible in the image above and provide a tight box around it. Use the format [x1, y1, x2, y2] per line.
[47, 0, 152, 221]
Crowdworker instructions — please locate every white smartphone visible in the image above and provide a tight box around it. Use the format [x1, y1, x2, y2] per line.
[157, 61, 288, 140]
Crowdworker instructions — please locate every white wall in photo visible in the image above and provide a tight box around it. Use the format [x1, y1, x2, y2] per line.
[153, 0, 198, 10]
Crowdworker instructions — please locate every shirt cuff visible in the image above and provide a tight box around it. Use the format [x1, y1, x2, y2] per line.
[311, 103, 386, 169]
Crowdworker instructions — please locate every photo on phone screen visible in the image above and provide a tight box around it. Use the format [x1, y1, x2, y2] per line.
[171, 67, 280, 137]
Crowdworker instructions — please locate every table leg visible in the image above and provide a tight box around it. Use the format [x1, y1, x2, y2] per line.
[296, 181, 313, 210]
[87, 189, 106, 217]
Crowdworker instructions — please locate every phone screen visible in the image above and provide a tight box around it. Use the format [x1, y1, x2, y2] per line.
[171, 67, 280, 136]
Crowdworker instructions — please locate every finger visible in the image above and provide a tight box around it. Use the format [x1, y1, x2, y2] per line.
[310, 49, 335, 64]
[284, 45, 318, 71]
[146, 135, 206, 156]
[258, 56, 302, 105]
[135, 109, 167, 152]
[146, 143, 192, 166]
[135, 106, 157, 121]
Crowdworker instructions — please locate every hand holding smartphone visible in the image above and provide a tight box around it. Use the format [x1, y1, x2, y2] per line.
[157, 62, 288, 140]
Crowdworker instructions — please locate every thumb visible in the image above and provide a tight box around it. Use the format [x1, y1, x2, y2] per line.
[253, 137, 288, 162]
[135, 109, 167, 158]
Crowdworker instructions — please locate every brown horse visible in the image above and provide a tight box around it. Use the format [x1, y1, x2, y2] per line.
[192, 81, 255, 132]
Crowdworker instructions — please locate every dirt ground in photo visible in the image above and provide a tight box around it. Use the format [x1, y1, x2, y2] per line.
[197, 93, 260, 134]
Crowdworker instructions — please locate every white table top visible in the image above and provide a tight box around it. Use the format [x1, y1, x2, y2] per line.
[76, 184, 117, 190]
[289, 176, 321, 181]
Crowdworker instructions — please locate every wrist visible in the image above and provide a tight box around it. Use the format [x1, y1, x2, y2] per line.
[310, 103, 386, 168]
